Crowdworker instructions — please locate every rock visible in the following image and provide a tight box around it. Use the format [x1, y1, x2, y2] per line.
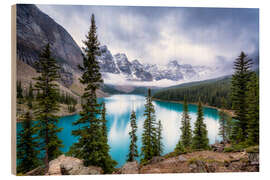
[47, 155, 102, 175]
[248, 152, 259, 165]
[178, 155, 187, 162]
[118, 161, 139, 174]
[97, 45, 120, 74]
[150, 156, 165, 164]
[211, 143, 224, 152]
[47, 155, 66, 175]
[25, 166, 47, 175]
[17, 4, 83, 71]
[189, 160, 207, 173]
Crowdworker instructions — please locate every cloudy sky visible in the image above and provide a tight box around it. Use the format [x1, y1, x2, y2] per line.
[37, 5, 259, 70]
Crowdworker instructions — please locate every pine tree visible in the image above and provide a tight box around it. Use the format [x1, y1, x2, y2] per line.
[179, 98, 192, 148]
[192, 101, 209, 150]
[27, 82, 34, 109]
[100, 103, 117, 173]
[226, 116, 233, 141]
[155, 120, 163, 156]
[246, 72, 259, 145]
[141, 88, 156, 163]
[17, 80, 24, 104]
[33, 44, 63, 171]
[127, 110, 139, 162]
[231, 52, 253, 142]
[218, 98, 227, 142]
[175, 141, 185, 154]
[17, 112, 40, 174]
[70, 14, 116, 173]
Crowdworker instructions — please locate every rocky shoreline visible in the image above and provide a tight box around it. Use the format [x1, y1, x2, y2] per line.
[25, 144, 259, 175]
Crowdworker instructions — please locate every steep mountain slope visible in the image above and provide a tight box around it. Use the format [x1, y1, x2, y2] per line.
[17, 4, 83, 87]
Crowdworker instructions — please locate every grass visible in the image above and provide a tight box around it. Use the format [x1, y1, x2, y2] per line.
[246, 145, 259, 153]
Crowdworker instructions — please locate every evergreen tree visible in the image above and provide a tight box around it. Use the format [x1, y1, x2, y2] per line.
[141, 88, 156, 163]
[70, 14, 116, 173]
[155, 120, 163, 156]
[100, 103, 117, 173]
[27, 82, 34, 109]
[218, 98, 227, 142]
[17, 80, 24, 104]
[17, 112, 40, 174]
[33, 44, 63, 171]
[226, 116, 233, 141]
[179, 98, 192, 148]
[231, 52, 253, 142]
[192, 101, 209, 150]
[246, 72, 259, 145]
[174, 141, 185, 154]
[127, 110, 139, 162]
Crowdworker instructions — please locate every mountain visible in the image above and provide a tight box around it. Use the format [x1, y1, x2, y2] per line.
[16, 4, 83, 87]
[97, 45, 120, 74]
[97, 46, 214, 84]
[16, 4, 215, 89]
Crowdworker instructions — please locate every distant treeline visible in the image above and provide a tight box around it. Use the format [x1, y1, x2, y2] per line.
[153, 76, 232, 109]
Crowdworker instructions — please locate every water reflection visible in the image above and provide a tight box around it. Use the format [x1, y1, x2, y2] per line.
[102, 95, 221, 166]
[17, 94, 221, 167]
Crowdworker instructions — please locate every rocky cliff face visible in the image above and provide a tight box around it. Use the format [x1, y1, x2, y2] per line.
[16, 4, 83, 86]
[97, 46, 213, 83]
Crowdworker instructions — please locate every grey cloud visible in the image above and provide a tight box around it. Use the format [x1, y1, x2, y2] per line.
[37, 5, 259, 76]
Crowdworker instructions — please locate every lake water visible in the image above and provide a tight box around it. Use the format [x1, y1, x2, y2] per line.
[17, 94, 221, 167]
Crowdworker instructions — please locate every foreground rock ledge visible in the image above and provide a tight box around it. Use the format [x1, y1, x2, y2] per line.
[28, 155, 102, 175]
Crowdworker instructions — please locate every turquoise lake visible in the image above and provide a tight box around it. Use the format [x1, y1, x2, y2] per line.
[17, 94, 221, 167]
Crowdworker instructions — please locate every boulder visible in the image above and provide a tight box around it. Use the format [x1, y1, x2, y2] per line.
[211, 143, 224, 152]
[178, 155, 187, 162]
[47, 155, 102, 175]
[118, 161, 139, 174]
[248, 152, 259, 165]
[189, 160, 207, 173]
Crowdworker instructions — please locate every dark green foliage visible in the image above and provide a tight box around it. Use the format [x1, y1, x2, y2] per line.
[56, 91, 77, 105]
[192, 101, 209, 150]
[17, 112, 40, 174]
[141, 89, 157, 163]
[100, 84, 125, 94]
[155, 120, 163, 156]
[179, 98, 192, 148]
[17, 80, 24, 104]
[127, 111, 139, 162]
[27, 82, 34, 109]
[69, 14, 116, 173]
[218, 98, 228, 142]
[174, 141, 186, 155]
[231, 52, 253, 141]
[33, 43, 63, 170]
[100, 103, 117, 173]
[226, 115, 233, 141]
[246, 73, 259, 145]
[153, 76, 232, 109]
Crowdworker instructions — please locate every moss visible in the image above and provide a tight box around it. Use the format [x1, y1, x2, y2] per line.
[224, 143, 249, 152]
[245, 145, 259, 153]
[164, 151, 179, 159]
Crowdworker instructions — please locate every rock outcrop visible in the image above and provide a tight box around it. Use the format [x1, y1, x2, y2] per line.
[116, 161, 140, 174]
[46, 155, 102, 175]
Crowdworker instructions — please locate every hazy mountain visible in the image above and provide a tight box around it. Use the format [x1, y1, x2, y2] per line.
[16, 4, 216, 89]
